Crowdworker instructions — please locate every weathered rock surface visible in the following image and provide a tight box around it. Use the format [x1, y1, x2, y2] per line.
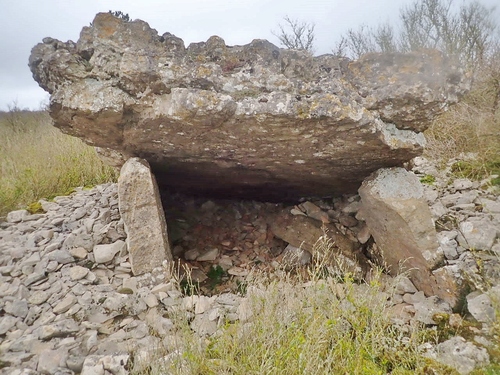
[29, 12, 468, 201]
[118, 157, 172, 275]
[358, 168, 444, 297]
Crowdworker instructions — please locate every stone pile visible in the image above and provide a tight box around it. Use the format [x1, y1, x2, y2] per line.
[1, 159, 499, 374]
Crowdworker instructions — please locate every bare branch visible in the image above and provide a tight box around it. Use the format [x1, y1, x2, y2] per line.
[272, 16, 316, 53]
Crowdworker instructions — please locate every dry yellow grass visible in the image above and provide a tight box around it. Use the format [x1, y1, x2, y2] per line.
[424, 55, 500, 180]
[0, 110, 117, 217]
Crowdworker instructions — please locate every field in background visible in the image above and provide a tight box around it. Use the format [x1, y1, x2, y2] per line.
[0, 109, 117, 217]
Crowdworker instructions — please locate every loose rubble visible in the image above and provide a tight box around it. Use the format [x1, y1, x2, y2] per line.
[1, 156, 499, 374]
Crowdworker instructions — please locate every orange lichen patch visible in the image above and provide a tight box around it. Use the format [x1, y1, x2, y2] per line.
[93, 13, 121, 38]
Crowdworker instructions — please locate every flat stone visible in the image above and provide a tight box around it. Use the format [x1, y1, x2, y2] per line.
[47, 249, 74, 264]
[457, 218, 497, 250]
[466, 291, 495, 323]
[24, 272, 47, 286]
[413, 296, 452, 325]
[28, 290, 51, 305]
[0, 315, 19, 335]
[453, 178, 473, 190]
[69, 265, 90, 280]
[4, 299, 29, 319]
[435, 336, 489, 374]
[7, 209, 29, 223]
[197, 248, 219, 262]
[93, 240, 126, 264]
[53, 294, 78, 314]
[37, 348, 68, 375]
[281, 244, 312, 267]
[35, 319, 79, 340]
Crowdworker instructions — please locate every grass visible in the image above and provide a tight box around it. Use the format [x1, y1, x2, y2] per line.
[130, 237, 459, 375]
[0, 109, 118, 217]
[424, 62, 500, 183]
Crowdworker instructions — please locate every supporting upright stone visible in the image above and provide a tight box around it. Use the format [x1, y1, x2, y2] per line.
[118, 157, 172, 275]
[358, 167, 444, 297]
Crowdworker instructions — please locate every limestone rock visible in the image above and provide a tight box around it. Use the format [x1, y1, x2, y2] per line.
[457, 218, 498, 251]
[7, 210, 29, 223]
[281, 244, 312, 267]
[118, 157, 172, 276]
[267, 207, 367, 275]
[466, 291, 496, 323]
[358, 168, 444, 297]
[435, 336, 489, 374]
[29, 12, 468, 201]
[93, 240, 125, 264]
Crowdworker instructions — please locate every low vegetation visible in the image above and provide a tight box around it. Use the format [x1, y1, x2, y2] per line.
[0, 108, 117, 217]
[131, 236, 481, 375]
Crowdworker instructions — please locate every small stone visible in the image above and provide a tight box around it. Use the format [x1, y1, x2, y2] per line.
[69, 247, 88, 259]
[281, 244, 312, 267]
[53, 295, 78, 314]
[0, 315, 19, 335]
[70, 266, 90, 281]
[197, 248, 219, 261]
[435, 336, 489, 374]
[394, 276, 418, 295]
[4, 300, 29, 319]
[457, 218, 497, 250]
[7, 209, 29, 223]
[94, 240, 126, 264]
[195, 296, 214, 314]
[467, 291, 495, 323]
[37, 348, 68, 374]
[24, 272, 47, 286]
[47, 249, 74, 264]
[227, 266, 249, 277]
[35, 319, 79, 340]
[453, 178, 473, 190]
[29, 290, 51, 305]
[184, 249, 200, 261]
[144, 293, 159, 308]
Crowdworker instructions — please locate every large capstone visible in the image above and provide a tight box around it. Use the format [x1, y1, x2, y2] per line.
[29, 12, 469, 201]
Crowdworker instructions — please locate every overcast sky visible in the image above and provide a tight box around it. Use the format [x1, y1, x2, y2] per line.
[1, 0, 499, 111]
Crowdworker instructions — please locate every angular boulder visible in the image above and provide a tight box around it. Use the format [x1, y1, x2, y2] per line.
[118, 157, 172, 275]
[358, 168, 444, 297]
[28, 12, 468, 201]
